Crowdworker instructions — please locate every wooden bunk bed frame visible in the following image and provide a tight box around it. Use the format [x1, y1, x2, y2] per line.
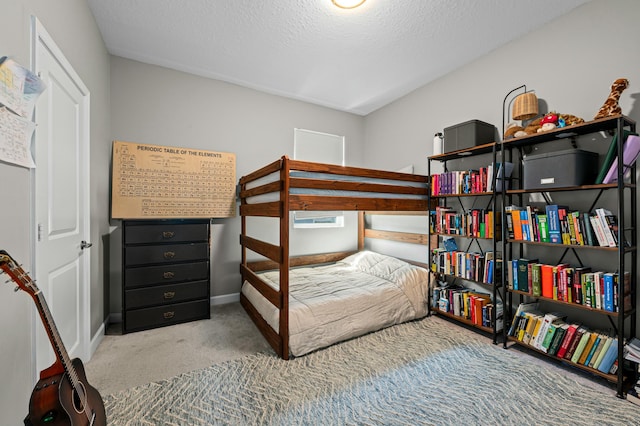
[238, 155, 432, 359]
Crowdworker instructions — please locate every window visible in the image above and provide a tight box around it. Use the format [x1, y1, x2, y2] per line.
[293, 128, 345, 228]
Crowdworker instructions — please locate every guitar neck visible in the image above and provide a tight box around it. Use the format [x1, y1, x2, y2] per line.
[33, 289, 80, 385]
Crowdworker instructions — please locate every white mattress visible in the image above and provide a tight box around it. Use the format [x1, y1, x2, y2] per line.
[241, 251, 430, 356]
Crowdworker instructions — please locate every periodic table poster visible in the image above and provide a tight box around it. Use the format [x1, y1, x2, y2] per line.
[111, 140, 236, 219]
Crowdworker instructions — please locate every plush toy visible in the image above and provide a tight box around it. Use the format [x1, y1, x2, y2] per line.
[594, 78, 629, 120]
[510, 112, 585, 138]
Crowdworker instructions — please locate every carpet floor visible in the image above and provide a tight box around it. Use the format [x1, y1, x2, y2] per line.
[104, 316, 640, 425]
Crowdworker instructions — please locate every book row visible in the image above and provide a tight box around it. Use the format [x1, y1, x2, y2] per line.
[508, 258, 631, 313]
[508, 303, 620, 375]
[430, 162, 513, 196]
[432, 285, 503, 330]
[431, 248, 500, 285]
[430, 167, 490, 195]
[431, 206, 498, 239]
[506, 204, 620, 247]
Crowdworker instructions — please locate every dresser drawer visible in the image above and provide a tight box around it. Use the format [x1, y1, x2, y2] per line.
[125, 280, 209, 309]
[125, 223, 209, 244]
[125, 243, 209, 266]
[124, 261, 209, 288]
[125, 299, 210, 332]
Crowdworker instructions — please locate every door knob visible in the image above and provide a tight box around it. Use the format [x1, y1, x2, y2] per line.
[80, 240, 93, 250]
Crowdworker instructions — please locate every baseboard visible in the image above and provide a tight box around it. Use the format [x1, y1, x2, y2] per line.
[211, 292, 240, 305]
[107, 294, 240, 323]
[89, 321, 106, 360]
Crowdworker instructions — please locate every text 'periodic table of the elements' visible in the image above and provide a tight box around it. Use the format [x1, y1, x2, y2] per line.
[111, 140, 236, 219]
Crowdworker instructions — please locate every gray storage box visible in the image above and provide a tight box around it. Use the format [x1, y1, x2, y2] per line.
[523, 149, 598, 190]
[443, 119, 496, 153]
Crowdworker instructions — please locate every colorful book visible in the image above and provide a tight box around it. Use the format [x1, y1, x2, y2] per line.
[570, 331, 592, 363]
[592, 337, 613, 370]
[583, 334, 602, 366]
[597, 338, 619, 374]
[595, 208, 617, 247]
[537, 214, 549, 243]
[556, 323, 579, 359]
[589, 336, 609, 368]
[565, 326, 587, 360]
[531, 263, 542, 297]
[541, 264, 555, 299]
[578, 332, 599, 365]
[517, 259, 536, 293]
[545, 205, 562, 244]
[548, 323, 569, 356]
[508, 302, 539, 336]
[581, 212, 596, 246]
[540, 323, 560, 353]
[533, 313, 562, 351]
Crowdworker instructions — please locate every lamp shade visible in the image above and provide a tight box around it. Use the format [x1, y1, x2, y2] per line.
[512, 92, 539, 120]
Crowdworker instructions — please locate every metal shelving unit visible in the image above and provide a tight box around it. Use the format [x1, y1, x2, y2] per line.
[427, 141, 504, 344]
[501, 114, 637, 398]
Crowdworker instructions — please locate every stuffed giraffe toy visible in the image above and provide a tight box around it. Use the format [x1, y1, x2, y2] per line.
[594, 78, 629, 120]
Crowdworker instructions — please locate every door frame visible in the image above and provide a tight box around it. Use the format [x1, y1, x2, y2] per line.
[30, 16, 92, 369]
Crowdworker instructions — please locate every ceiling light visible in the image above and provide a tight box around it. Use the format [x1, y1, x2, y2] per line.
[332, 0, 366, 9]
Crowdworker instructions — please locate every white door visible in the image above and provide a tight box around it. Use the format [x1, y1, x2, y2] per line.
[32, 17, 91, 372]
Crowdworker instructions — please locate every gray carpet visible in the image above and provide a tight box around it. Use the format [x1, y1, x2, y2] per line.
[104, 316, 640, 425]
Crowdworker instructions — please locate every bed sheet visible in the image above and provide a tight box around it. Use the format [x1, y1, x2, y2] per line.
[241, 251, 430, 356]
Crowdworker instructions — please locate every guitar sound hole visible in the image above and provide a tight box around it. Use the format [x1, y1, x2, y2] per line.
[72, 382, 87, 414]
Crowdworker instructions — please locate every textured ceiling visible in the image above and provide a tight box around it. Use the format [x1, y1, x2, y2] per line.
[88, 0, 591, 115]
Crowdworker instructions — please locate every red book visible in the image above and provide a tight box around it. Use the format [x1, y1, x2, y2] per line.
[556, 323, 579, 358]
[541, 264, 554, 298]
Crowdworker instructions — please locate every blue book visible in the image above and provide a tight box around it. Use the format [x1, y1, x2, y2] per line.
[603, 273, 615, 312]
[512, 259, 519, 291]
[597, 338, 618, 373]
[546, 205, 562, 244]
[520, 210, 531, 241]
[583, 335, 602, 365]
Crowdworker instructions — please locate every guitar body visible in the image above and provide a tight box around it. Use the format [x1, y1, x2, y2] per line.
[25, 359, 106, 426]
[0, 252, 106, 426]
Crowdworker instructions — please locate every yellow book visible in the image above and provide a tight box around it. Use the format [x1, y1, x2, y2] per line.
[523, 315, 540, 345]
[530, 316, 544, 345]
[578, 333, 598, 365]
[517, 313, 532, 341]
[571, 331, 592, 364]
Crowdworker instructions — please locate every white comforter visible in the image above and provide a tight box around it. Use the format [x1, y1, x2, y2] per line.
[241, 251, 430, 356]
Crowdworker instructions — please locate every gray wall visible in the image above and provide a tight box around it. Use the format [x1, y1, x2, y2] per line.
[365, 0, 640, 326]
[109, 56, 364, 309]
[1, 0, 638, 422]
[0, 0, 111, 423]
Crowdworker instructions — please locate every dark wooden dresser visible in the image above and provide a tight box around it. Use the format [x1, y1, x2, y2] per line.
[122, 219, 211, 333]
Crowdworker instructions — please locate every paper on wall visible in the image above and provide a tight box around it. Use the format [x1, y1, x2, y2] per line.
[0, 56, 46, 119]
[0, 107, 36, 168]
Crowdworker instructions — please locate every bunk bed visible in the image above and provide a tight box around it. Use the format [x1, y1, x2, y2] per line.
[238, 155, 434, 359]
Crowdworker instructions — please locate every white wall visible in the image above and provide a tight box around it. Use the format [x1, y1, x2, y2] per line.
[0, 1, 110, 423]
[109, 56, 365, 308]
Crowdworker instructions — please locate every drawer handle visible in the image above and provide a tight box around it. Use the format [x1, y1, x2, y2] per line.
[163, 311, 175, 319]
[162, 231, 175, 239]
[163, 271, 175, 279]
[164, 251, 175, 259]
[164, 291, 176, 299]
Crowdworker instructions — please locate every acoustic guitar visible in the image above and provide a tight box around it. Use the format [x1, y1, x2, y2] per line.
[0, 250, 106, 425]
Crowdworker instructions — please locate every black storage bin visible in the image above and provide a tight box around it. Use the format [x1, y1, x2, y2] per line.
[523, 149, 598, 190]
[443, 120, 496, 153]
